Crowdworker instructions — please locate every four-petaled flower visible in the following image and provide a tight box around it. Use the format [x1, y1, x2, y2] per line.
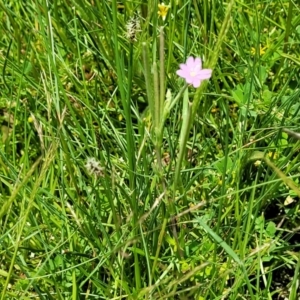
[158, 3, 170, 21]
[176, 57, 212, 88]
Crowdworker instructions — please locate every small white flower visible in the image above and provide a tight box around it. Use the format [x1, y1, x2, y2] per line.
[85, 157, 104, 177]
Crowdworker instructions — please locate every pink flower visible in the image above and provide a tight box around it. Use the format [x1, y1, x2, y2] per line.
[176, 57, 212, 88]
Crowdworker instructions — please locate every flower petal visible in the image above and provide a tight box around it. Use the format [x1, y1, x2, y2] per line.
[194, 57, 202, 69]
[192, 79, 201, 88]
[186, 56, 195, 68]
[197, 69, 212, 80]
[176, 69, 187, 78]
[185, 76, 194, 84]
[179, 63, 189, 72]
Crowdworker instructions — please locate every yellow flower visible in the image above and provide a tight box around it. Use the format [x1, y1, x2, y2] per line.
[267, 151, 278, 159]
[284, 195, 294, 206]
[254, 160, 261, 167]
[250, 45, 267, 56]
[158, 2, 170, 21]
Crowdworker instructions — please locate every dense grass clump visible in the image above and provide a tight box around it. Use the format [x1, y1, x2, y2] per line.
[1, 0, 300, 299]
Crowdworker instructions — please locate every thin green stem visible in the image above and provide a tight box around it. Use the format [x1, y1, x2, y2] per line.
[111, 0, 140, 289]
[159, 26, 165, 124]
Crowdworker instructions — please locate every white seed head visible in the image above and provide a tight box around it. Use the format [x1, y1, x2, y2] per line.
[125, 16, 141, 42]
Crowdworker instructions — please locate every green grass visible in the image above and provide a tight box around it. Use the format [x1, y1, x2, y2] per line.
[1, 0, 300, 299]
